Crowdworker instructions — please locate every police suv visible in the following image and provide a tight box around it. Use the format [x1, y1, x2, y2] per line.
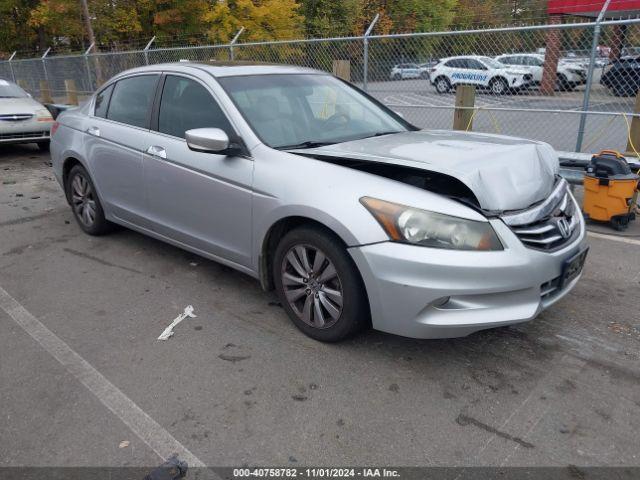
[429, 55, 533, 94]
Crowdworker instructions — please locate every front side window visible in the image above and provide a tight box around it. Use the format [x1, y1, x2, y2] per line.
[158, 75, 233, 139]
[107, 75, 158, 128]
[218, 74, 410, 149]
[94, 84, 113, 118]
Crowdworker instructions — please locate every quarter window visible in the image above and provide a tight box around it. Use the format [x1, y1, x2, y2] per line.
[94, 84, 113, 118]
[158, 75, 233, 139]
[106, 75, 158, 128]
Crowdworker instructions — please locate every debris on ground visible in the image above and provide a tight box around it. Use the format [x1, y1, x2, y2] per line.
[157, 305, 196, 341]
[118, 440, 130, 449]
[143, 454, 188, 480]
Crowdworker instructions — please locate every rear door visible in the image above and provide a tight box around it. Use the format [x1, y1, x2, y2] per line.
[85, 74, 159, 226]
[459, 58, 490, 87]
[142, 73, 253, 267]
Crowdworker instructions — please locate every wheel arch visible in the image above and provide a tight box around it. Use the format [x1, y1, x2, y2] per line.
[62, 156, 85, 204]
[258, 215, 352, 292]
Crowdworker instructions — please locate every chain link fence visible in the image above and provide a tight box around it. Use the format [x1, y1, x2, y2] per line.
[3, 16, 640, 155]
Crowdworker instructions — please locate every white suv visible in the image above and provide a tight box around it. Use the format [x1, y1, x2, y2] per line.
[390, 63, 429, 80]
[429, 56, 532, 94]
[495, 53, 587, 91]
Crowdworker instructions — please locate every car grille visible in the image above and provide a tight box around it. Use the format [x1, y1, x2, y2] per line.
[501, 178, 580, 251]
[0, 130, 49, 140]
[0, 113, 34, 122]
[523, 74, 533, 82]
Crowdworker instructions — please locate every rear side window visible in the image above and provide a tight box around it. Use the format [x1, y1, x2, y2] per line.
[158, 75, 233, 139]
[107, 75, 158, 128]
[94, 84, 113, 118]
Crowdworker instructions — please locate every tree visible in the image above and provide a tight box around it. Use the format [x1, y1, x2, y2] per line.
[301, 0, 361, 38]
[207, 0, 303, 43]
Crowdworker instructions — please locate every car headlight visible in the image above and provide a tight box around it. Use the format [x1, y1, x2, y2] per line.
[360, 197, 503, 251]
[36, 108, 53, 122]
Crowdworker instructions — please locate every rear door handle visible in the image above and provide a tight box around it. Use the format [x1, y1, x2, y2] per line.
[86, 126, 100, 137]
[146, 145, 167, 159]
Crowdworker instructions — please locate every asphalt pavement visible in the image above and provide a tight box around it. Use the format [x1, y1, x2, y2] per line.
[1, 145, 640, 470]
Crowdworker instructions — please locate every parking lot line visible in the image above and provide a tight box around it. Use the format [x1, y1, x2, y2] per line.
[587, 231, 640, 246]
[0, 284, 207, 469]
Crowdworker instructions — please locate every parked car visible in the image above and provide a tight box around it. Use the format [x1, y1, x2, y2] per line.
[51, 63, 587, 342]
[429, 55, 533, 94]
[601, 56, 640, 96]
[390, 63, 429, 80]
[0, 79, 54, 150]
[495, 53, 587, 91]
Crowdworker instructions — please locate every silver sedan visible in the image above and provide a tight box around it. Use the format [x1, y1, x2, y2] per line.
[50, 63, 587, 342]
[0, 79, 54, 150]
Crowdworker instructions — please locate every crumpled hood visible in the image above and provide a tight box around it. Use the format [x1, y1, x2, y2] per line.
[294, 130, 559, 211]
[0, 97, 46, 115]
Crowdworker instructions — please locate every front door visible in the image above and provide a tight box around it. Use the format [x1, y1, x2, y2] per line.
[142, 74, 253, 268]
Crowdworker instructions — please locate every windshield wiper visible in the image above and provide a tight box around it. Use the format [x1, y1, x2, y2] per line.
[276, 140, 336, 150]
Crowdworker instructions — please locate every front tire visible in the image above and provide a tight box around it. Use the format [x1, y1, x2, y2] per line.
[273, 226, 369, 342]
[37, 140, 50, 151]
[66, 165, 113, 235]
[490, 77, 508, 95]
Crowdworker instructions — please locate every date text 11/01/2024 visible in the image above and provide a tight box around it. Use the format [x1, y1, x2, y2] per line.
[232, 468, 401, 478]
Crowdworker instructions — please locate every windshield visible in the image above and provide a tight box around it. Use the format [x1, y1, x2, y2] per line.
[217, 74, 410, 149]
[0, 80, 29, 98]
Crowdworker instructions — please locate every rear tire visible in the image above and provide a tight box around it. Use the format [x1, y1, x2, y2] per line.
[273, 225, 369, 342]
[435, 76, 451, 94]
[66, 164, 114, 236]
[557, 74, 574, 92]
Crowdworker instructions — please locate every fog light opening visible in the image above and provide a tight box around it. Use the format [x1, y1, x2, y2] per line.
[431, 296, 451, 308]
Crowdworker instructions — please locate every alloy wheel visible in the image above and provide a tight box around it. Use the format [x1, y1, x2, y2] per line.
[281, 244, 343, 329]
[71, 173, 97, 227]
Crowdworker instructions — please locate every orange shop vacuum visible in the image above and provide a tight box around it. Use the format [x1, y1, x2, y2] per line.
[583, 150, 640, 230]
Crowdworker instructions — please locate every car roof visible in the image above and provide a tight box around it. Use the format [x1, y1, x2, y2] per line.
[110, 62, 323, 80]
[439, 55, 487, 61]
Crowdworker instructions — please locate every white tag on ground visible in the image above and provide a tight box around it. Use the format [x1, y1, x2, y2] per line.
[157, 305, 196, 341]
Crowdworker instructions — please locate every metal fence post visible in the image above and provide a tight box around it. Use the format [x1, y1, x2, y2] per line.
[362, 13, 379, 91]
[143, 36, 156, 66]
[575, 0, 611, 152]
[83, 42, 94, 92]
[7, 51, 17, 82]
[229, 27, 245, 61]
[41, 47, 51, 82]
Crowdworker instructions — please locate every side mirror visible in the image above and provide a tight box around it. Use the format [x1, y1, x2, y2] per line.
[185, 128, 230, 153]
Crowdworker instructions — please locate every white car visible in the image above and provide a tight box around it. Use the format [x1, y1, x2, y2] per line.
[0, 79, 54, 150]
[495, 53, 587, 91]
[390, 63, 429, 80]
[429, 56, 532, 94]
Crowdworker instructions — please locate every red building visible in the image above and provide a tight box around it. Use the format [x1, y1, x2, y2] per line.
[548, 0, 640, 17]
[539, 0, 640, 94]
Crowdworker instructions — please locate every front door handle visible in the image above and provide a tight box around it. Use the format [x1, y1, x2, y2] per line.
[86, 126, 100, 137]
[146, 145, 167, 159]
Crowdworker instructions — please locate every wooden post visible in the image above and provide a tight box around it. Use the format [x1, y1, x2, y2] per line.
[453, 85, 475, 131]
[625, 90, 640, 156]
[65, 79, 78, 105]
[332, 60, 351, 81]
[39, 80, 53, 104]
[17, 79, 29, 92]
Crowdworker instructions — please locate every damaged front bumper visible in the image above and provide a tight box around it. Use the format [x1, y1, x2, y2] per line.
[348, 214, 587, 339]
